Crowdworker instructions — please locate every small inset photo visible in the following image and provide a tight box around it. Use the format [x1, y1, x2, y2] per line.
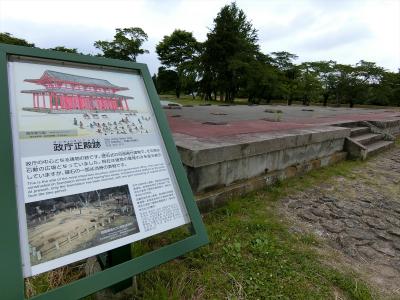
[25, 184, 139, 266]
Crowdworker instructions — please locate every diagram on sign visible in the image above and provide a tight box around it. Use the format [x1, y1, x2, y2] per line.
[18, 70, 153, 139]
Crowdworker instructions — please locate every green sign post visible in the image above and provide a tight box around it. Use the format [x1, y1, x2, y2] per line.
[0, 43, 208, 299]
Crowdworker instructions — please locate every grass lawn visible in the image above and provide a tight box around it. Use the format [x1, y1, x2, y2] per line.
[131, 159, 373, 300]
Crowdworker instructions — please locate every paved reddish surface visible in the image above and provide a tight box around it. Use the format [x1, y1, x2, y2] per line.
[168, 117, 311, 138]
[168, 111, 400, 138]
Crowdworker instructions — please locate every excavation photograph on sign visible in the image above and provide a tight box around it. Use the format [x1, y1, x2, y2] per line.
[25, 184, 139, 266]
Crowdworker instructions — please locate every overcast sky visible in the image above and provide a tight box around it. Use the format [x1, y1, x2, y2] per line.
[1, 0, 399, 75]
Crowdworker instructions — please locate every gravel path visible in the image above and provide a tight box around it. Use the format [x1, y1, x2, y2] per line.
[280, 144, 400, 297]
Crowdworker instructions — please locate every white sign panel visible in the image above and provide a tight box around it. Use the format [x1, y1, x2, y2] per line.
[7, 59, 189, 277]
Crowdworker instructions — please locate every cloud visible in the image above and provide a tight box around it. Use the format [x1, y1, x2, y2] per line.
[258, 12, 319, 41]
[298, 23, 372, 51]
[1, 19, 107, 53]
[0, 0, 398, 72]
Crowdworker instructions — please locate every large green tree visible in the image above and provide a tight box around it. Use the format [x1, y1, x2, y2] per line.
[156, 29, 200, 98]
[298, 62, 323, 106]
[94, 27, 149, 62]
[245, 52, 279, 104]
[201, 2, 259, 102]
[332, 61, 386, 107]
[154, 67, 179, 94]
[307, 61, 337, 106]
[270, 51, 299, 105]
[379, 70, 400, 106]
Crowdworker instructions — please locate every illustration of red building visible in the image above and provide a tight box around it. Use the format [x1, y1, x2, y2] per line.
[21, 70, 133, 112]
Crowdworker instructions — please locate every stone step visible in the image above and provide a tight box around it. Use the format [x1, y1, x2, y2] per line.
[365, 140, 394, 157]
[353, 133, 384, 145]
[350, 126, 370, 137]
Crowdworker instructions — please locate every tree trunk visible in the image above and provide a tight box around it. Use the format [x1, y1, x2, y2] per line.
[225, 90, 230, 103]
[323, 94, 328, 106]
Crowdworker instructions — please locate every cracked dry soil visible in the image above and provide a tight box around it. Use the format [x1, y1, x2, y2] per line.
[280, 145, 400, 298]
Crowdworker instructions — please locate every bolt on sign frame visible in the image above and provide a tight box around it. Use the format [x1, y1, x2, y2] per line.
[0, 43, 208, 300]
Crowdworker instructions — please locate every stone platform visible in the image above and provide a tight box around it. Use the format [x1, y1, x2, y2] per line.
[164, 104, 400, 211]
[166, 104, 400, 138]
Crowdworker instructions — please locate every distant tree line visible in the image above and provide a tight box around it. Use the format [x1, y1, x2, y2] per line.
[2, 2, 399, 107]
[153, 3, 400, 107]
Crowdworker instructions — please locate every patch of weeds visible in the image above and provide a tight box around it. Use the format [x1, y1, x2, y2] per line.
[25, 263, 85, 298]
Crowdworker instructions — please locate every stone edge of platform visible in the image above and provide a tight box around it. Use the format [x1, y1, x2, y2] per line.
[174, 126, 351, 168]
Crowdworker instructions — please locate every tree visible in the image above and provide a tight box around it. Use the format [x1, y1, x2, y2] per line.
[270, 51, 299, 105]
[334, 64, 364, 107]
[48, 46, 79, 53]
[298, 62, 322, 106]
[156, 29, 200, 98]
[94, 27, 149, 62]
[356, 60, 385, 85]
[0, 32, 34, 47]
[245, 52, 279, 104]
[381, 70, 400, 106]
[332, 61, 386, 107]
[270, 51, 298, 72]
[308, 61, 337, 106]
[154, 67, 179, 94]
[354, 61, 389, 106]
[152, 73, 158, 91]
[201, 2, 259, 102]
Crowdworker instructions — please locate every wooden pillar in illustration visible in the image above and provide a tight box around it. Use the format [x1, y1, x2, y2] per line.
[66, 95, 71, 110]
[52, 93, 57, 109]
[42, 93, 46, 108]
[79, 96, 83, 110]
[124, 98, 129, 111]
[112, 99, 116, 111]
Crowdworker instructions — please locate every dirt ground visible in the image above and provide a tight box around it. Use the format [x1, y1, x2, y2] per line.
[279, 144, 400, 299]
[28, 199, 138, 265]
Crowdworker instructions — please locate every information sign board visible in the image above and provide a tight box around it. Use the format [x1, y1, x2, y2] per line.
[0, 44, 208, 299]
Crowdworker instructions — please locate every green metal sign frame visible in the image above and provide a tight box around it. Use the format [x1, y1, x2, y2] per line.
[0, 43, 208, 300]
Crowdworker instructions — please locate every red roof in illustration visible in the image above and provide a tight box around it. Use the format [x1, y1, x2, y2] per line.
[24, 70, 129, 91]
[21, 70, 133, 112]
